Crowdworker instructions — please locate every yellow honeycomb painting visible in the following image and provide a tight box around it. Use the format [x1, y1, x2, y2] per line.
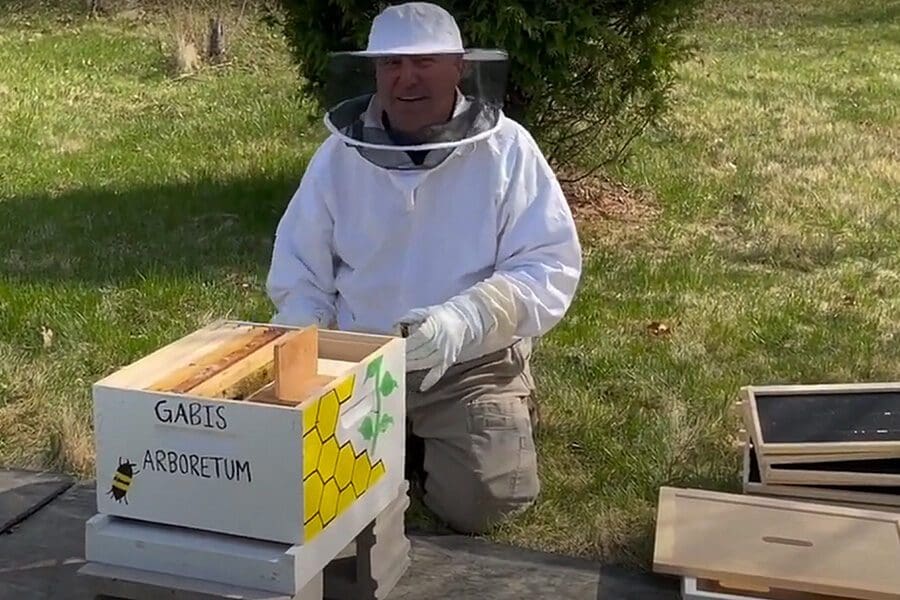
[302, 373, 387, 541]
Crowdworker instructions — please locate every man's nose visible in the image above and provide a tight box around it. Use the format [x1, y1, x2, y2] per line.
[397, 60, 418, 87]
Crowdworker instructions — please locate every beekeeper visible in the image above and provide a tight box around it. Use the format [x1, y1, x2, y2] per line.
[266, 2, 582, 534]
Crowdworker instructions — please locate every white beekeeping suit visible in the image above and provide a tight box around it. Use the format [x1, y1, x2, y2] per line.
[266, 2, 582, 393]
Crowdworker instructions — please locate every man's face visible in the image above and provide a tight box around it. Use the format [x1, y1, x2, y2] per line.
[375, 54, 464, 137]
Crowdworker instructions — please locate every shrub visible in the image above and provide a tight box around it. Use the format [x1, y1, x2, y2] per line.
[275, 0, 701, 177]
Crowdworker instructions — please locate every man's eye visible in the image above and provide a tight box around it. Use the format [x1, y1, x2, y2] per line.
[415, 58, 435, 67]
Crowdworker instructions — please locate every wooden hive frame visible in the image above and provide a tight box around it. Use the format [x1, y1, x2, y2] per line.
[737, 384, 900, 489]
[762, 459, 900, 488]
[742, 439, 900, 510]
[740, 383, 900, 456]
[102, 319, 389, 407]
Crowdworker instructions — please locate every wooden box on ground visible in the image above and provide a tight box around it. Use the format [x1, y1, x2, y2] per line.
[87, 320, 406, 593]
[653, 486, 900, 600]
[738, 383, 900, 489]
[740, 382, 900, 456]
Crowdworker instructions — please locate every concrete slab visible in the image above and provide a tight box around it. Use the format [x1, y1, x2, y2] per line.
[0, 481, 91, 599]
[0, 469, 73, 534]
[0, 478, 678, 600]
[390, 533, 676, 600]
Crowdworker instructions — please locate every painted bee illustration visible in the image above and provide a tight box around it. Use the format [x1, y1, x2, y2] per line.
[107, 457, 139, 504]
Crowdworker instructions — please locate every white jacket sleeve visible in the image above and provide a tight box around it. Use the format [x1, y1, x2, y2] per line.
[490, 129, 583, 339]
[265, 158, 338, 328]
[443, 127, 582, 364]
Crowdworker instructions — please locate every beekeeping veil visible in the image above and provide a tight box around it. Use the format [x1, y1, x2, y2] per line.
[323, 2, 509, 170]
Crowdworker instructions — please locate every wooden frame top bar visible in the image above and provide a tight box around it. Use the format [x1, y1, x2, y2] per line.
[94, 320, 400, 408]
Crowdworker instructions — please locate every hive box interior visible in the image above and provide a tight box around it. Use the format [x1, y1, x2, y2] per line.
[97, 320, 392, 406]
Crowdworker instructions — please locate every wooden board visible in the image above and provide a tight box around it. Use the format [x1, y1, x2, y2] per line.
[742, 384, 900, 456]
[683, 577, 866, 600]
[653, 486, 900, 600]
[78, 561, 317, 600]
[188, 355, 355, 403]
[274, 328, 320, 402]
[149, 327, 286, 394]
[84, 514, 297, 594]
[765, 457, 900, 487]
[743, 441, 900, 507]
[248, 377, 335, 407]
[96, 321, 250, 390]
[764, 452, 900, 465]
[186, 337, 282, 399]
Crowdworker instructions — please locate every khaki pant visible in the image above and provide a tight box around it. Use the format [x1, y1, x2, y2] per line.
[405, 338, 539, 534]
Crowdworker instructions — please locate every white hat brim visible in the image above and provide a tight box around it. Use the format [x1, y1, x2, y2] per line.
[332, 48, 507, 60]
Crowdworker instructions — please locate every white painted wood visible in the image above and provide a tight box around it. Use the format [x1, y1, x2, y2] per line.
[295, 571, 323, 600]
[91, 320, 407, 590]
[289, 340, 406, 591]
[93, 386, 303, 543]
[84, 515, 297, 594]
[317, 358, 357, 377]
[289, 474, 404, 593]
[78, 561, 299, 599]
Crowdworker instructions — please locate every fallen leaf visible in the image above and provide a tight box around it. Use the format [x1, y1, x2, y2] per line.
[647, 321, 671, 336]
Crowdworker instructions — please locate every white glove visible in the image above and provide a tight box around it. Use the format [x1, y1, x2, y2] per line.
[397, 275, 521, 392]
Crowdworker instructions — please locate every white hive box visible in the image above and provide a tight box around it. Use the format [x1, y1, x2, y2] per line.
[86, 320, 406, 593]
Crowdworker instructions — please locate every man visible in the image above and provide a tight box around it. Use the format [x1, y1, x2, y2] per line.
[266, 2, 581, 534]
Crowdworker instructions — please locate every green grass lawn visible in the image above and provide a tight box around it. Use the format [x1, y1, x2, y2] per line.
[1, 0, 898, 569]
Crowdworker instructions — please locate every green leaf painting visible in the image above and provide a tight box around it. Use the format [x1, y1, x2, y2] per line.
[365, 356, 383, 382]
[359, 415, 375, 440]
[358, 413, 394, 442]
[379, 371, 398, 397]
[361, 355, 398, 454]
[377, 414, 393, 433]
